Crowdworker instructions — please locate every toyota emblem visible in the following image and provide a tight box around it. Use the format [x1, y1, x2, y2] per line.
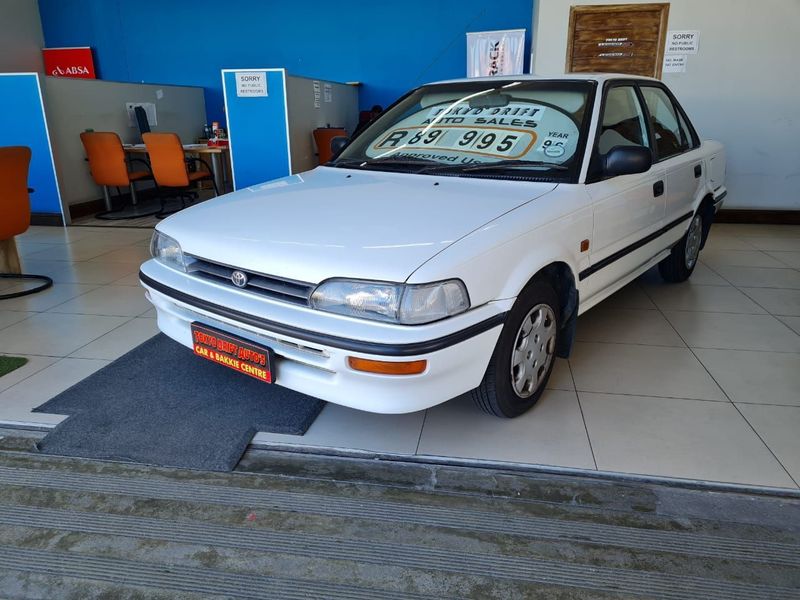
[231, 270, 248, 288]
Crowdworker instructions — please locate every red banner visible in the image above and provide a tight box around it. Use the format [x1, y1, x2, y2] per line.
[43, 47, 96, 79]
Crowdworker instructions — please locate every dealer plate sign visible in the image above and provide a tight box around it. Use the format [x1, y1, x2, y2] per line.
[190, 323, 272, 383]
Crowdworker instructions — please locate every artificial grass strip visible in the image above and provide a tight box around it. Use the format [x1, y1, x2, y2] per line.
[0, 356, 28, 378]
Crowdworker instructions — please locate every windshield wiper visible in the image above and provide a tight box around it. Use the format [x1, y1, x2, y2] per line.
[461, 160, 570, 172]
[329, 158, 373, 168]
[364, 156, 443, 166]
[333, 156, 570, 175]
[417, 159, 570, 175]
[331, 155, 443, 172]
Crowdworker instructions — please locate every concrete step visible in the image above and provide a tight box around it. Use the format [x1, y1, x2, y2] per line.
[0, 464, 797, 567]
[0, 441, 798, 599]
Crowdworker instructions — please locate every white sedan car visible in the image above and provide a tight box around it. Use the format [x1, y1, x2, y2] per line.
[140, 73, 726, 418]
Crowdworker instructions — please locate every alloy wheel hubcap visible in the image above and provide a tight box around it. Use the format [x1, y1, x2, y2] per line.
[685, 215, 703, 269]
[510, 304, 556, 398]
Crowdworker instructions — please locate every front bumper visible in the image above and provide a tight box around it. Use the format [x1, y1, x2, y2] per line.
[139, 260, 508, 413]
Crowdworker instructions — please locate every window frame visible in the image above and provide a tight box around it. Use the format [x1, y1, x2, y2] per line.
[332, 79, 598, 184]
[597, 84, 651, 156]
[637, 82, 701, 162]
[586, 79, 652, 183]
[586, 79, 701, 183]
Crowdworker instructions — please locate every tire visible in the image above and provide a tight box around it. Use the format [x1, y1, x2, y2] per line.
[471, 279, 560, 418]
[658, 211, 704, 283]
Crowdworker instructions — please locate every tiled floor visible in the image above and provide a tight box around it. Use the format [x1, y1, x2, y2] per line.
[1, 223, 800, 489]
[0, 226, 157, 426]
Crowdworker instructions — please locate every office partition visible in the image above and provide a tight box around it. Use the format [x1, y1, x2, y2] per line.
[222, 69, 290, 191]
[43, 77, 206, 212]
[222, 69, 358, 190]
[0, 73, 63, 222]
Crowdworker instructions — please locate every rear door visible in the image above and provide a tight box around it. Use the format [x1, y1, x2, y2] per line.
[639, 84, 703, 226]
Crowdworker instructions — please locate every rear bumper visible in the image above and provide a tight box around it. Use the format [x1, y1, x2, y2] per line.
[139, 262, 508, 413]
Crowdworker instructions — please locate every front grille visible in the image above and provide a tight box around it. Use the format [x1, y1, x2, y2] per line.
[186, 256, 315, 306]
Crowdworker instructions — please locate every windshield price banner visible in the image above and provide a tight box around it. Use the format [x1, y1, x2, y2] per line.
[368, 99, 578, 165]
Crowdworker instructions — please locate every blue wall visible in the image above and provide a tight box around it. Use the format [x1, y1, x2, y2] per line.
[0, 74, 62, 215]
[38, 0, 533, 125]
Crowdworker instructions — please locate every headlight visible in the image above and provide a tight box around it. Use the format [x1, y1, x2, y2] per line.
[150, 231, 186, 271]
[310, 279, 469, 324]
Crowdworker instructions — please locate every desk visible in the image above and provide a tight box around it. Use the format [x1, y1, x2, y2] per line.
[124, 144, 230, 194]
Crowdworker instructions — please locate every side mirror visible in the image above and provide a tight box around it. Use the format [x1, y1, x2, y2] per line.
[330, 136, 350, 157]
[603, 145, 653, 177]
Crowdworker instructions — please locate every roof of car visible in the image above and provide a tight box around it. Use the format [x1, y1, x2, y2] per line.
[429, 72, 660, 85]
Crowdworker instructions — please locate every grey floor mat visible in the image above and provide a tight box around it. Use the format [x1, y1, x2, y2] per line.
[33, 334, 324, 471]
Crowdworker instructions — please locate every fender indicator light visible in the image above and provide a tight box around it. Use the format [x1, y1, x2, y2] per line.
[347, 356, 427, 375]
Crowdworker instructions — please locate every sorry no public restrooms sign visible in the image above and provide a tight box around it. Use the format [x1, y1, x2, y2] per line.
[235, 71, 268, 97]
[466, 29, 526, 77]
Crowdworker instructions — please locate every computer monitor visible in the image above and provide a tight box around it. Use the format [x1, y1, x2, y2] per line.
[134, 105, 150, 140]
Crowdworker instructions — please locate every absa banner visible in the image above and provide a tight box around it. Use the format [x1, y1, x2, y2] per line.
[42, 47, 97, 79]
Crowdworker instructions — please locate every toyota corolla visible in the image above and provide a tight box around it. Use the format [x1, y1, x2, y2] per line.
[140, 73, 726, 417]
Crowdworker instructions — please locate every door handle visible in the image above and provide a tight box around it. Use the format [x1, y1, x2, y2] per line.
[694, 164, 702, 178]
[653, 180, 664, 197]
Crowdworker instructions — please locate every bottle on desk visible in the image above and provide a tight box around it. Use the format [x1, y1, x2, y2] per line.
[207, 122, 228, 147]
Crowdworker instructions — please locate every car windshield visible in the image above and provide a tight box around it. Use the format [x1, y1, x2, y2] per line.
[331, 79, 594, 181]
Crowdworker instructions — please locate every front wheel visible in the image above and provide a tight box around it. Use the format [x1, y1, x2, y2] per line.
[658, 211, 704, 283]
[471, 280, 560, 418]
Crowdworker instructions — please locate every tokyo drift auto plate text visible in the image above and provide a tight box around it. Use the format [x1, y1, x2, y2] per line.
[190, 322, 273, 383]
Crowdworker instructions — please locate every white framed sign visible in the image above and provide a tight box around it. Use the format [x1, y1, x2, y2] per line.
[666, 30, 700, 54]
[663, 54, 687, 73]
[235, 71, 268, 97]
[466, 29, 526, 77]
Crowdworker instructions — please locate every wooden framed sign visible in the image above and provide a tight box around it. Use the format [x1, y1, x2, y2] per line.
[565, 3, 670, 78]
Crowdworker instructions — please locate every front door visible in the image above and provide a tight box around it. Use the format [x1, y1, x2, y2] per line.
[582, 83, 666, 301]
[566, 3, 670, 78]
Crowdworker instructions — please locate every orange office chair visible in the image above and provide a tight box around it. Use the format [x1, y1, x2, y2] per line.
[313, 127, 348, 164]
[143, 133, 217, 216]
[80, 131, 159, 220]
[0, 146, 53, 299]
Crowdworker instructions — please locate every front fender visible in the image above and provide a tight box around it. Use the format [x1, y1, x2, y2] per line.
[407, 185, 592, 307]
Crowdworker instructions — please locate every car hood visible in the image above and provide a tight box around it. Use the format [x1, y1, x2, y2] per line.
[158, 167, 557, 283]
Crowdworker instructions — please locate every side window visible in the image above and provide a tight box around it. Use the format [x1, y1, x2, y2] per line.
[641, 86, 690, 159]
[598, 86, 649, 155]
